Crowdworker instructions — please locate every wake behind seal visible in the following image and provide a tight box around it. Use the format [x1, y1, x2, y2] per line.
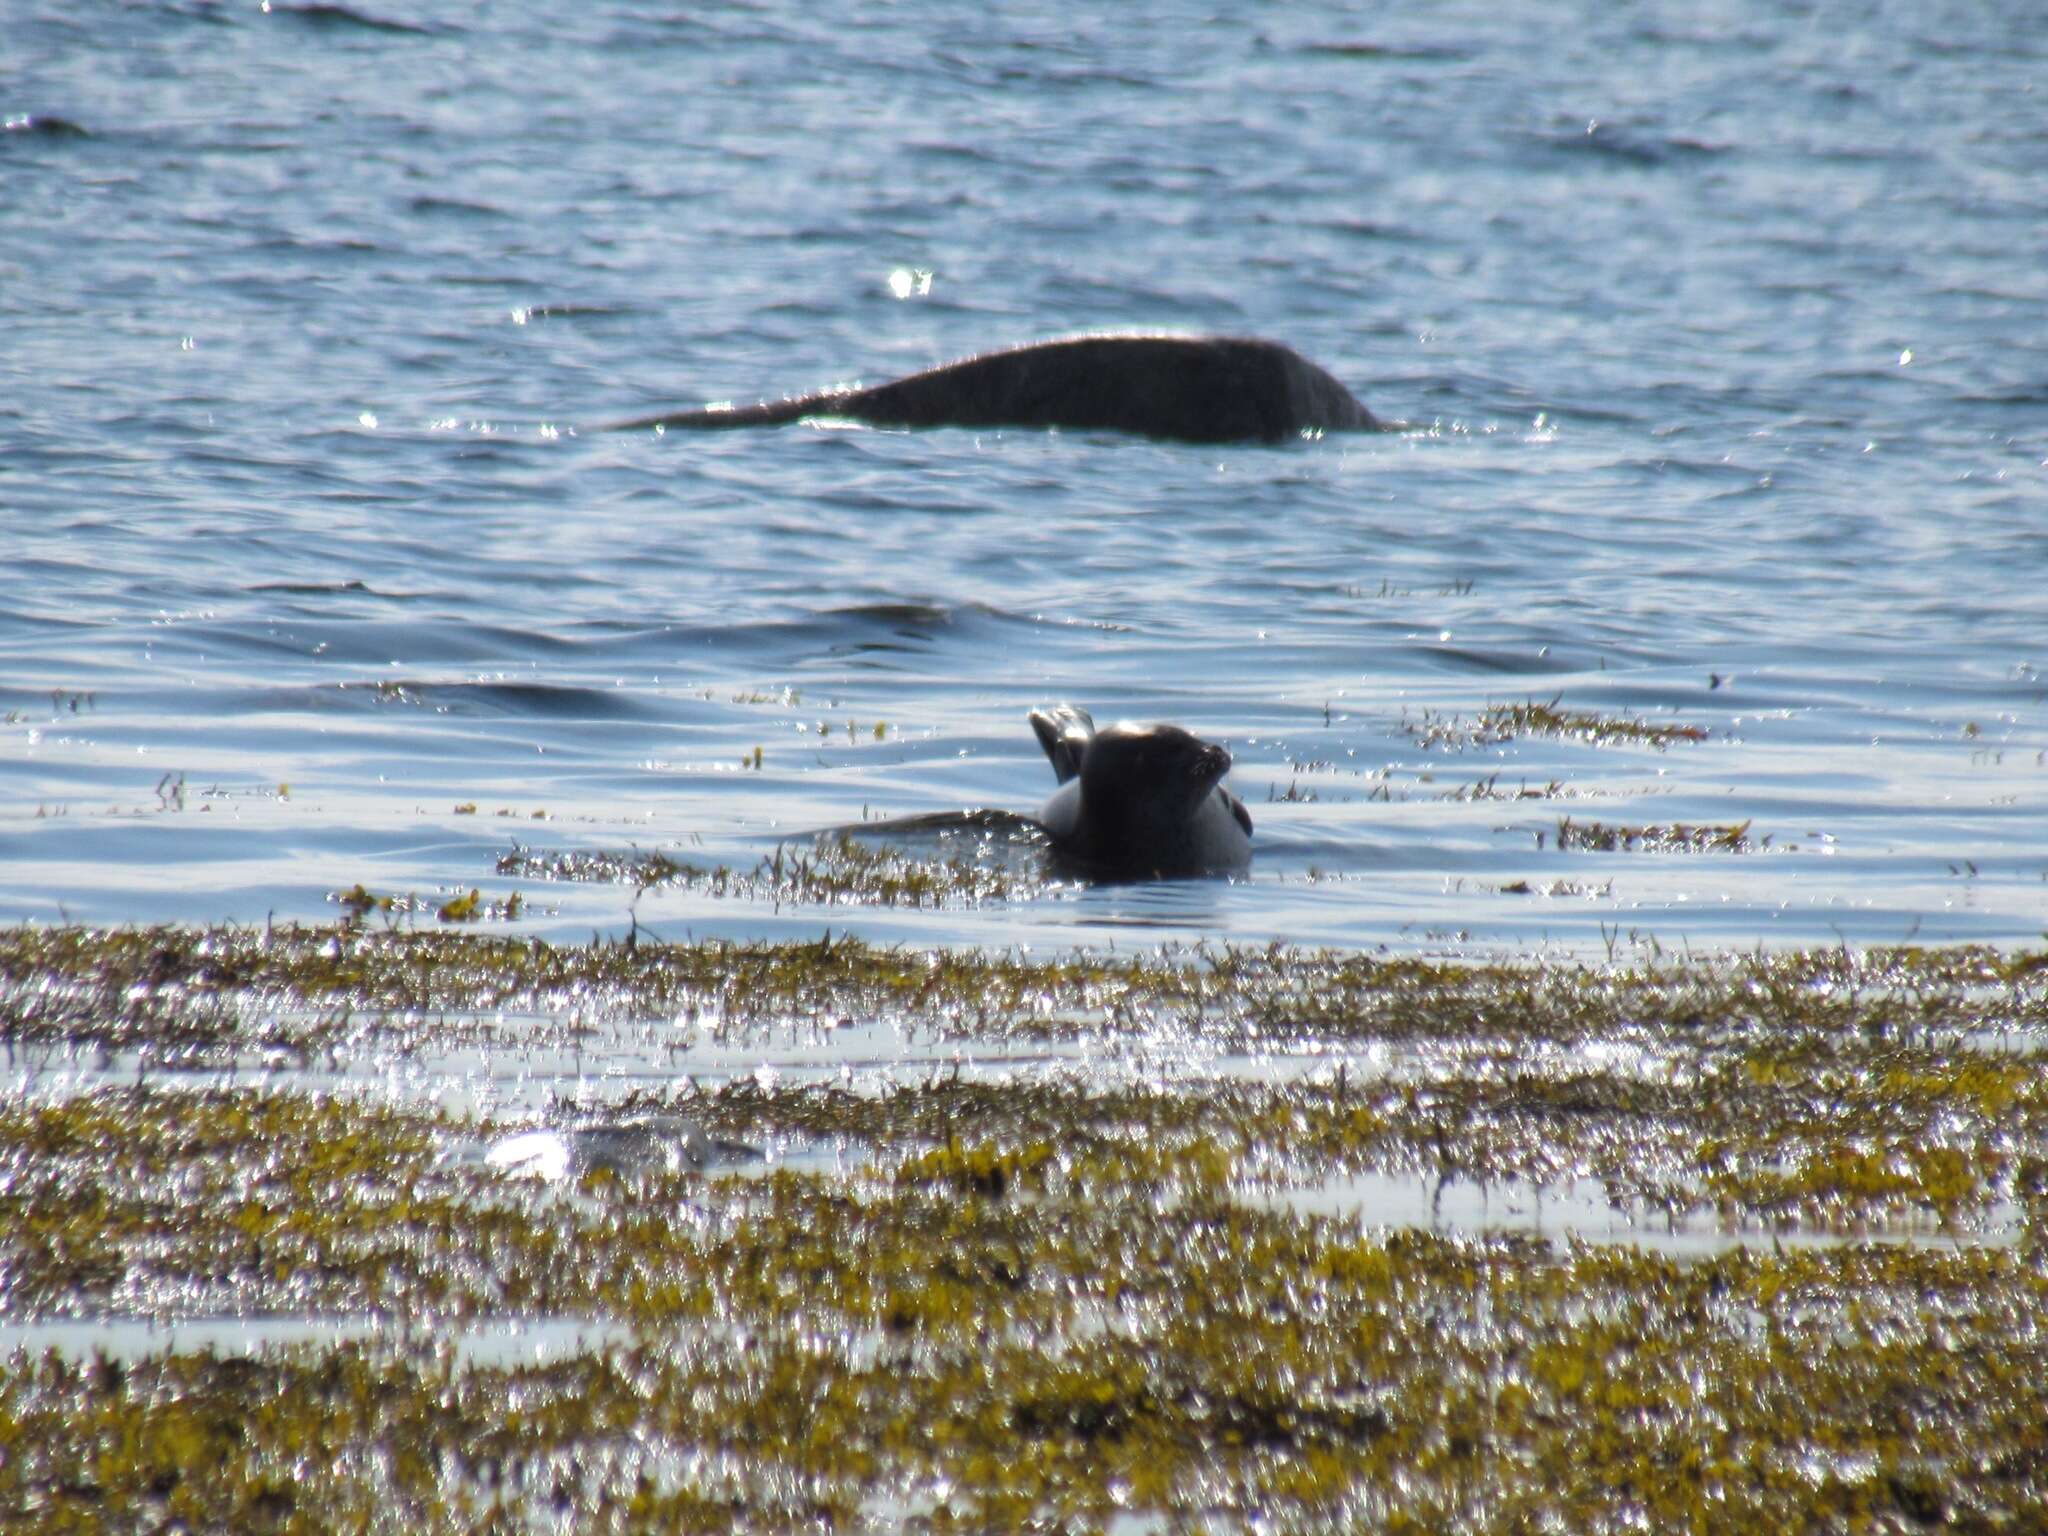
[1029, 704, 1252, 881]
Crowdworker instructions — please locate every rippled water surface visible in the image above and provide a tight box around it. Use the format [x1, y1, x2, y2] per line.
[4, 0, 2044, 954]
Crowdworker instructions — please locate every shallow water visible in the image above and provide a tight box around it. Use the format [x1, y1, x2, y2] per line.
[6, 2, 2047, 1274]
[5, 0, 2044, 954]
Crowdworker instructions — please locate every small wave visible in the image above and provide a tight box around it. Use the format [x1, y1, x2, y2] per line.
[1314, 217, 1429, 243]
[542, 604, 1041, 675]
[825, 602, 957, 628]
[995, 64, 1167, 92]
[407, 195, 509, 220]
[462, 681, 667, 720]
[260, 3, 439, 36]
[2, 114, 90, 138]
[767, 601, 1046, 665]
[1297, 41, 1473, 61]
[364, 679, 667, 721]
[1422, 645, 1580, 678]
[904, 139, 1007, 166]
[242, 677, 665, 722]
[1524, 121, 1729, 168]
[245, 579, 373, 596]
[249, 235, 382, 258]
[1959, 386, 2048, 407]
[506, 304, 631, 322]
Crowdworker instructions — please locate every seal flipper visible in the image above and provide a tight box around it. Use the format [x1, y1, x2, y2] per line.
[1029, 705, 1095, 785]
[605, 395, 838, 432]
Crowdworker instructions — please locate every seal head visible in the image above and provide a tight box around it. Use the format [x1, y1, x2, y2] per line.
[1029, 705, 1253, 880]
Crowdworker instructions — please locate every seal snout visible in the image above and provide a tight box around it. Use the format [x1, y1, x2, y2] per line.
[1192, 741, 1231, 782]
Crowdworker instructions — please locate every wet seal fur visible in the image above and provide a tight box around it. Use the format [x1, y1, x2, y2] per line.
[1030, 705, 1253, 880]
[608, 335, 1383, 444]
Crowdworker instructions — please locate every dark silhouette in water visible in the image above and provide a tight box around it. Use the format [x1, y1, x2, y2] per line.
[1030, 705, 1253, 880]
[825, 706, 1254, 882]
[608, 335, 1384, 444]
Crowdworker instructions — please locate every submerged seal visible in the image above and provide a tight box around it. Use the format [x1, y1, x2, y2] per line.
[608, 335, 1382, 444]
[1029, 705, 1253, 880]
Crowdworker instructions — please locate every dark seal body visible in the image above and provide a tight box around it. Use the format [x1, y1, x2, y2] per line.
[609, 335, 1381, 443]
[1029, 705, 1253, 880]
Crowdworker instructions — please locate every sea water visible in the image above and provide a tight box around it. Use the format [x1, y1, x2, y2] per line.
[3, 0, 2043, 954]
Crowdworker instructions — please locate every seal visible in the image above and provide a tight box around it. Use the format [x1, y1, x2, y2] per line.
[608, 335, 1383, 443]
[1029, 704, 1253, 880]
